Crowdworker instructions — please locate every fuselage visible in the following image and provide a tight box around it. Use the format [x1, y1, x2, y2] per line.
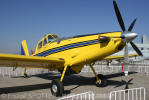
[33, 32, 125, 73]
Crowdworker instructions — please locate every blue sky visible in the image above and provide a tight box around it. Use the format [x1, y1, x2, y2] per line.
[0, 0, 149, 54]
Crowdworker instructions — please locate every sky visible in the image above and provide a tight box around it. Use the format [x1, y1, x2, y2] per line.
[0, 0, 149, 54]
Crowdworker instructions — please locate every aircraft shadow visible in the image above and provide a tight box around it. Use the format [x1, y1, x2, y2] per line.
[0, 83, 50, 94]
[0, 72, 137, 94]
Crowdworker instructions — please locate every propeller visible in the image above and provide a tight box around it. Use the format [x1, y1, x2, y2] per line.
[113, 1, 143, 75]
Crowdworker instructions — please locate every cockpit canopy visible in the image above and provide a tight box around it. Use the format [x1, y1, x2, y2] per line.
[36, 34, 59, 50]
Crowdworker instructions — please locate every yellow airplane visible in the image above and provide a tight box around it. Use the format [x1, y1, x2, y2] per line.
[0, 1, 143, 97]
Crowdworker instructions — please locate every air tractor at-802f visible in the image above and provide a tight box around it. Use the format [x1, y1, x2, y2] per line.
[0, 1, 142, 97]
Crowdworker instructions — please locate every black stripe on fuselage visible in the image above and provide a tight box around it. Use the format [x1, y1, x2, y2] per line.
[35, 39, 99, 57]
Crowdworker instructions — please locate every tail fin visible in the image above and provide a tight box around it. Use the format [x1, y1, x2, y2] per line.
[141, 35, 149, 50]
[141, 35, 149, 44]
[21, 40, 29, 56]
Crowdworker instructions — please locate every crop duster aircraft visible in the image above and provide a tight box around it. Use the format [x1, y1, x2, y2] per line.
[0, 1, 143, 97]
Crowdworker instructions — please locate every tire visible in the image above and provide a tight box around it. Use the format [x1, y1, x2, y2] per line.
[96, 79, 108, 87]
[51, 79, 64, 97]
[95, 74, 108, 87]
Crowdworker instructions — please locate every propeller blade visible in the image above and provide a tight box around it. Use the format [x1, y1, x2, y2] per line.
[113, 1, 126, 31]
[128, 19, 137, 31]
[130, 41, 143, 56]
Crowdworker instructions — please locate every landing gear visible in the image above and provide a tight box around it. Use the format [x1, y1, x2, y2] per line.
[51, 79, 64, 97]
[50, 65, 68, 97]
[89, 64, 108, 87]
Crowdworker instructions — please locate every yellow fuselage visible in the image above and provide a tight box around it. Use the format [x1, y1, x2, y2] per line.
[33, 32, 125, 73]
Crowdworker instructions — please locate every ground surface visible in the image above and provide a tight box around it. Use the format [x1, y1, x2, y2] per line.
[0, 72, 148, 100]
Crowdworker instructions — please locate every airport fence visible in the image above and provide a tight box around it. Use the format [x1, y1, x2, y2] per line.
[0, 60, 149, 77]
[58, 87, 146, 100]
[58, 91, 94, 100]
[109, 87, 146, 100]
[81, 60, 149, 74]
[0, 67, 51, 77]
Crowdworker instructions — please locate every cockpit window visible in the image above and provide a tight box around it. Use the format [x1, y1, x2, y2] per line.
[48, 35, 55, 42]
[47, 34, 59, 43]
[38, 42, 42, 49]
[43, 38, 47, 46]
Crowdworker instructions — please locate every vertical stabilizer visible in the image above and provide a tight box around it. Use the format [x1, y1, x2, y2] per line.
[21, 40, 29, 56]
[141, 35, 149, 44]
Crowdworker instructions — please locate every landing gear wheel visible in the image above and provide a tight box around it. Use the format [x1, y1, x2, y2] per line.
[95, 74, 108, 87]
[96, 79, 107, 87]
[96, 80, 102, 87]
[51, 79, 64, 97]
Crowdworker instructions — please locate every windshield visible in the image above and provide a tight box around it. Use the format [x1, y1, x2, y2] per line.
[48, 34, 59, 43]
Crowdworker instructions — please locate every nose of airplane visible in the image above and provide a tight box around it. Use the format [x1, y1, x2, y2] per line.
[121, 32, 138, 43]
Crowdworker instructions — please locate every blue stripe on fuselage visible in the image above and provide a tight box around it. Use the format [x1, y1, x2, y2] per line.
[36, 39, 99, 57]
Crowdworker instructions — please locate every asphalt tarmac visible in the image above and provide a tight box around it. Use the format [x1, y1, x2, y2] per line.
[0, 71, 149, 100]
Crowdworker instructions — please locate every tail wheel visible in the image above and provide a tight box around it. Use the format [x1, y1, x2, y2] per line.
[51, 79, 64, 97]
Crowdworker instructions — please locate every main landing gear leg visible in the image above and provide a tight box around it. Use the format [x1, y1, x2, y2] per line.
[89, 64, 107, 87]
[89, 64, 101, 86]
[51, 65, 68, 97]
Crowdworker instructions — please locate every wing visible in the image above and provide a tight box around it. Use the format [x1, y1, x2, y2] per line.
[0, 53, 65, 71]
[104, 54, 138, 60]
